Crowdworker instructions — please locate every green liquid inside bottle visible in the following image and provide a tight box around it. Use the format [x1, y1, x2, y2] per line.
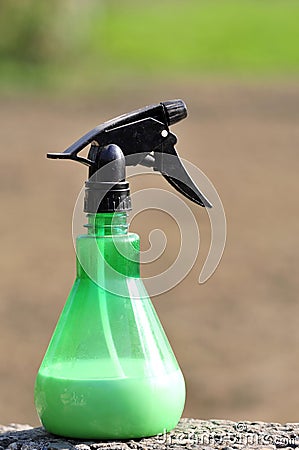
[34, 213, 185, 439]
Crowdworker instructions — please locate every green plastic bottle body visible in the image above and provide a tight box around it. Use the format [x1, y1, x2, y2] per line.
[35, 213, 185, 439]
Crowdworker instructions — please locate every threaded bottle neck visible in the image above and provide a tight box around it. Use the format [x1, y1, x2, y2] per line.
[85, 212, 128, 236]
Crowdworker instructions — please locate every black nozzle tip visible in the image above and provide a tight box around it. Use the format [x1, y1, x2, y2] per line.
[162, 99, 188, 126]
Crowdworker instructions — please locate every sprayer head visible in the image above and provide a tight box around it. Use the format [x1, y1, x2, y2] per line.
[47, 99, 212, 210]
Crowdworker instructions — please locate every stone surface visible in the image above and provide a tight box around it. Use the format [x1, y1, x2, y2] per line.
[1, 419, 299, 450]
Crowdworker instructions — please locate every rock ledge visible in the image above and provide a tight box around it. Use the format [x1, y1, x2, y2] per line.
[1, 419, 299, 450]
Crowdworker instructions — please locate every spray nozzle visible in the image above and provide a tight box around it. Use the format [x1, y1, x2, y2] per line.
[47, 100, 212, 210]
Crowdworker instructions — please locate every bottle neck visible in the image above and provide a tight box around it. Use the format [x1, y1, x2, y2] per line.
[85, 212, 129, 236]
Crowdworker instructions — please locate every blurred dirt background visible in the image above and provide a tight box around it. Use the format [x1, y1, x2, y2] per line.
[1, 80, 299, 426]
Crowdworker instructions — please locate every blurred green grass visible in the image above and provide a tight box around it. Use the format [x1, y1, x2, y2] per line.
[0, 0, 298, 93]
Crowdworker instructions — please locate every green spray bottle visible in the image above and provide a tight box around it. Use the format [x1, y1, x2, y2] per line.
[34, 100, 212, 439]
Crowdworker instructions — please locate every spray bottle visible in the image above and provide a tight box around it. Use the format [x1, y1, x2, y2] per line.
[34, 100, 211, 439]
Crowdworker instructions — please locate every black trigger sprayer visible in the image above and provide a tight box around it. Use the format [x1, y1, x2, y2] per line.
[34, 100, 212, 440]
